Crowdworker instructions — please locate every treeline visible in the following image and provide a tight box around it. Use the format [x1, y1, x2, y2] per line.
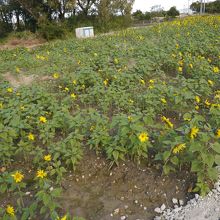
[0, 0, 134, 39]
[190, 0, 220, 13]
[132, 6, 180, 22]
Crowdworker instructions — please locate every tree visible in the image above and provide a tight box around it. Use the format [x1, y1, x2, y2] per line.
[167, 6, 180, 17]
[76, 0, 96, 16]
[132, 10, 144, 20]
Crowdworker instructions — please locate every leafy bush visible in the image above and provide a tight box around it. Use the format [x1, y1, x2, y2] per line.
[38, 22, 67, 40]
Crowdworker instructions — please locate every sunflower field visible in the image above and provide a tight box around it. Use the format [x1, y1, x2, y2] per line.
[0, 15, 220, 219]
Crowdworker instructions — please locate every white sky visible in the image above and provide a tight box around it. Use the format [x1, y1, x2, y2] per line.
[133, 0, 197, 12]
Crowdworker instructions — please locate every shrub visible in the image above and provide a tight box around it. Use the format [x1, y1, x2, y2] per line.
[38, 22, 67, 40]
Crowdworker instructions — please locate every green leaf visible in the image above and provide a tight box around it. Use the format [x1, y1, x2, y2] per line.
[170, 156, 179, 165]
[201, 153, 214, 167]
[113, 151, 119, 161]
[211, 143, 220, 154]
[207, 167, 218, 181]
[163, 164, 170, 175]
[162, 151, 171, 161]
[191, 161, 202, 172]
[189, 142, 202, 152]
[215, 155, 220, 165]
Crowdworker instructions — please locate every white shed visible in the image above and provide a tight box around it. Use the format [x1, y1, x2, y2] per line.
[75, 27, 94, 39]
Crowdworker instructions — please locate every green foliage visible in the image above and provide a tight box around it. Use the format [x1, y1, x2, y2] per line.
[167, 6, 180, 17]
[38, 23, 67, 41]
[0, 15, 220, 218]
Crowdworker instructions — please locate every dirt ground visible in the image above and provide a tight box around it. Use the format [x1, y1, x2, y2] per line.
[60, 150, 195, 220]
[0, 38, 46, 50]
[3, 72, 53, 88]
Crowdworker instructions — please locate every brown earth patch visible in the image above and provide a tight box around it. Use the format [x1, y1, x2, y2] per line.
[60, 150, 195, 220]
[3, 72, 53, 88]
[0, 38, 46, 50]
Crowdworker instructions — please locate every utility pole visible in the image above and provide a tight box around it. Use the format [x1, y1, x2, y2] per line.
[188, 0, 190, 14]
[200, 0, 203, 14]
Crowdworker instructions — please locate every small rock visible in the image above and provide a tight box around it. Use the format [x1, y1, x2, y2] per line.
[216, 187, 220, 192]
[160, 204, 166, 211]
[215, 207, 220, 212]
[174, 205, 179, 209]
[134, 200, 138, 204]
[25, 192, 31, 195]
[124, 205, 128, 209]
[144, 206, 147, 210]
[113, 208, 120, 215]
[172, 198, 178, 204]
[179, 200, 184, 206]
[120, 216, 127, 220]
[195, 194, 199, 200]
[154, 207, 162, 213]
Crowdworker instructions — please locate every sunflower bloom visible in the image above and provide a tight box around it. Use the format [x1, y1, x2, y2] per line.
[44, 154, 51, 162]
[36, 170, 47, 179]
[190, 127, 199, 139]
[28, 133, 35, 141]
[208, 80, 214, 86]
[178, 67, 183, 72]
[104, 79, 108, 86]
[161, 98, 167, 104]
[6, 205, 15, 216]
[138, 132, 149, 143]
[39, 116, 47, 123]
[140, 79, 145, 85]
[11, 171, 24, 183]
[195, 96, 200, 103]
[70, 93, 77, 99]
[7, 87, 13, 93]
[57, 215, 67, 220]
[173, 143, 186, 154]
[216, 129, 220, 138]
[161, 116, 174, 129]
[213, 66, 219, 73]
[53, 73, 59, 79]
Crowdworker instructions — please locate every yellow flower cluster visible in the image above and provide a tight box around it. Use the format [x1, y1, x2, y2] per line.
[11, 171, 24, 183]
[213, 66, 219, 73]
[104, 79, 109, 86]
[173, 143, 186, 154]
[138, 132, 149, 143]
[39, 116, 47, 123]
[70, 93, 77, 99]
[190, 127, 199, 139]
[36, 54, 47, 61]
[148, 79, 154, 89]
[36, 169, 47, 178]
[44, 154, 51, 161]
[28, 133, 35, 141]
[6, 205, 15, 216]
[161, 116, 173, 129]
[161, 98, 167, 104]
[7, 87, 13, 93]
[53, 73, 60, 79]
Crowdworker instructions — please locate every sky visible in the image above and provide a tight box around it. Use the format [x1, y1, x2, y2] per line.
[133, 0, 197, 12]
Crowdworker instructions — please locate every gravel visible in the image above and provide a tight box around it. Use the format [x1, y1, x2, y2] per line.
[154, 166, 220, 220]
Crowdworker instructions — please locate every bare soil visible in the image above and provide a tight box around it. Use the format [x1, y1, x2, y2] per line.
[60, 150, 195, 220]
[0, 38, 46, 50]
[3, 72, 53, 88]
